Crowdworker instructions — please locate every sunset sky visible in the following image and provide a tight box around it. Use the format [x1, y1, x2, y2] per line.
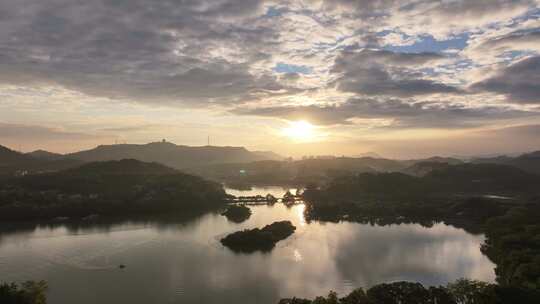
[1, 0, 539, 158]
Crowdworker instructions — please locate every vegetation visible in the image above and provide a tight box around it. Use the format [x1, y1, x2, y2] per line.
[0, 145, 81, 177]
[187, 152, 540, 188]
[278, 279, 540, 304]
[221, 205, 252, 223]
[302, 164, 540, 289]
[0, 281, 48, 304]
[220, 220, 296, 253]
[0, 159, 227, 221]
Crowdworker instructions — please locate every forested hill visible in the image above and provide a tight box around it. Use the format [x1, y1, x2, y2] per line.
[0, 159, 227, 221]
[0, 145, 82, 176]
[307, 163, 540, 201]
[473, 151, 540, 175]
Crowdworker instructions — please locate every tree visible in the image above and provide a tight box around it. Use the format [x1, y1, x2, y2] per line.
[0, 281, 48, 304]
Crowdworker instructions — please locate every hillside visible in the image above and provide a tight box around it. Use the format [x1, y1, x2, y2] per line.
[0, 159, 227, 221]
[66, 141, 283, 169]
[473, 150, 540, 175]
[186, 157, 389, 186]
[186, 156, 463, 185]
[0, 145, 30, 165]
[305, 163, 540, 202]
[26, 149, 64, 160]
[401, 161, 452, 177]
[0, 145, 82, 176]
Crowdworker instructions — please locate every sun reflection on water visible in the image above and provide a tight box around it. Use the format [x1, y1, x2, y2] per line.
[293, 249, 303, 262]
[296, 204, 306, 226]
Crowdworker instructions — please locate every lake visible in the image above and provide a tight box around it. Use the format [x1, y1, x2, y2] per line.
[0, 186, 496, 304]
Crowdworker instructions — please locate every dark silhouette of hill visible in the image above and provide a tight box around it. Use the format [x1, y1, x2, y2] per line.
[26, 149, 64, 160]
[186, 157, 405, 186]
[0, 145, 29, 164]
[65, 141, 283, 169]
[426, 163, 539, 193]
[305, 163, 539, 203]
[419, 156, 463, 165]
[473, 150, 540, 175]
[0, 145, 82, 176]
[186, 156, 467, 185]
[0, 159, 227, 221]
[401, 161, 452, 177]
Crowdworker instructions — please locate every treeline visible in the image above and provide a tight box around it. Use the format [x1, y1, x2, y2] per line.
[306, 163, 539, 201]
[0, 281, 48, 304]
[279, 279, 540, 304]
[0, 159, 227, 221]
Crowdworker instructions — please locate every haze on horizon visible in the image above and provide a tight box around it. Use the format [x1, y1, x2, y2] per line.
[0, 0, 539, 159]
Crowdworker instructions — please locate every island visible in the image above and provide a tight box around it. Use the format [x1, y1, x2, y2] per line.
[221, 205, 252, 223]
[220, 221, 296, 253]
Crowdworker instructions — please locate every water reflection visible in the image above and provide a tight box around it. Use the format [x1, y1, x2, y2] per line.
[0, 188, 495, 304]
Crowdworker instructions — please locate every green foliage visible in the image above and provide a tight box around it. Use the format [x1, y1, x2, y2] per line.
[0, 160, 227, 221]
[0, 281, 48, 304]
[220, 221, 296, 253]
[278, 279, 540, 304]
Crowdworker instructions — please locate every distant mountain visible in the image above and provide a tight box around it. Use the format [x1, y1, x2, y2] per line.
[418, 156, 463, 165]
[401, 161, 452, 177]
[186, 157, 405, 186]
[0, 145, 28, 165]
[473, 150, 540, 175]
[400, 157, 463, 177]
[354, 152, 383, 158]
[66, 142, 283, 169]
[0, 144, 82, 176]
[26, 149, 64, 160]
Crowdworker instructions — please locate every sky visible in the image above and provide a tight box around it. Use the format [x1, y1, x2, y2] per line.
[0, 0, 539, 158]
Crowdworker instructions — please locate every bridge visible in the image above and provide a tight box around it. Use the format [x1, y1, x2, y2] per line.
[227, 193, 303, 205]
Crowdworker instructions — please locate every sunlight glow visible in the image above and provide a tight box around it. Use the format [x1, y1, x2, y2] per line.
[282, 120, 316, 141]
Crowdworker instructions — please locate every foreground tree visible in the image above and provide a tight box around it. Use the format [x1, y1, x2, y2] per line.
[0, 281, 48, 304]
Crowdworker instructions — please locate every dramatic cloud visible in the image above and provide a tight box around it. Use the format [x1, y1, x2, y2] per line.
[476, 30, 540, 53]
[0, 0, 290, 105]
[234, 98, 534, 128]
[331, 49, 460, 97]
[471, 56, 540, 103]
[0, 0, 539, 156]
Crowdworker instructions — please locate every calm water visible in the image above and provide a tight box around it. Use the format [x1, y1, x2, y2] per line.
[0, 186, 495, 304]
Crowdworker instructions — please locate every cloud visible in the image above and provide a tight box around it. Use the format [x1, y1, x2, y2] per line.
[0, 0, 539, 152]
[0, 123, 102, 140]
[331, 49, 460, 97]
[0, 0, 293, 105]
[470, 55, 540, 103]
[0, 122, 113, 152]
[233, 98, 536, 128]
[476, 30, 540, 52]
[370, 124, 540, 159]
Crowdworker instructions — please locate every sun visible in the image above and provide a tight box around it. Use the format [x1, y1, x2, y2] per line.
[282, 120, 316, 141]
